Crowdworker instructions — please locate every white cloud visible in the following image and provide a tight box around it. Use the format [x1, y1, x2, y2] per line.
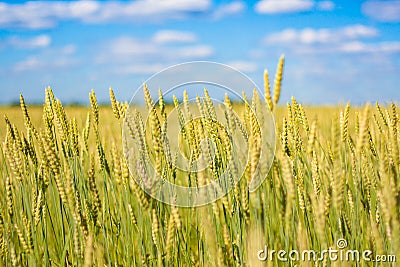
[177, 45, 214, 59]
[339, 41, 369, 53]
[317, 1, 335, 11]
[0, 0, 211, 29]
[362, 0, 400, 22]
[116, 63, 166, 75]
[14, 55, 75, 72]
[338, 41, 400, 53]
[13, 57, 41, 72]
[108, 38, 213, 60]
[104, 36, 213, 61]
[110, 37, 158, 57]
[226, 61, 258, 73]
[0, 34, 51, 49]
[255, 0, 314, 14]
[85, 0, 211, 22]
[340, 24, 378, 39]
[96, 34, 214, 74]
[12, 45, 78, 72]
[61, 44, 77, 55]
[213, 1, 245, 19]
[152, 30, 197, 44]
[379, 42, 400, 53]
[264, 24, 378, 45]
[68, 1, 100, 17]
[262, 25, 400, 55]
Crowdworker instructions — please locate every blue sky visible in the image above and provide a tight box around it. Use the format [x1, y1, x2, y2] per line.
[0, 0, 399, 105]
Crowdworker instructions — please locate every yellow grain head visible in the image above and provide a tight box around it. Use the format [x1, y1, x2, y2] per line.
[20, 93, 32, 131]
[74, 190, 89, 238]
[158, 88, 166, 122]
[151, 209, 159, 246]
[69, 118, 79, 156]
[376, 102, 388, 127]
[6, 176, 13, 218]
[34, 189, 43, 227]
[281, 117, 290, 157]
[273, 55, 285, 106]
[389, 103, 399, 166]
[171, 205, 181, 230]
[89, 90, 99, 130]
[166, 214, 176, 261]
[14, 224, 29, 253]
[311, 151, 321, 196]
[82, 112, 91, 152]
[223, 224, 234, 265]
[241, 177, 250, 223]
[127, 204, 137, 226]
[109, 87, 121, 120]
[143, 83, 154, 110]
[264, 69, 273, 111]
[307, 119, 317, 155]
[88, 155, 101, 226]
[341, 103, 350, 143]
[356, 104, 370, 155]
[111, 143, 122, 183]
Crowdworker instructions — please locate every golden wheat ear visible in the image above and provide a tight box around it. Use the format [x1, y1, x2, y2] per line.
[264, 69, 273, 111]
[109, 87, 120, 120]
[273, 54, 285, 107]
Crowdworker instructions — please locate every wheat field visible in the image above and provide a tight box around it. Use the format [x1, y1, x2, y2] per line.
[0, 64, 399, 266]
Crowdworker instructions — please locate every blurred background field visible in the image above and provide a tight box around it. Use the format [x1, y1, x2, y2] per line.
[0, 105, 348, 142]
